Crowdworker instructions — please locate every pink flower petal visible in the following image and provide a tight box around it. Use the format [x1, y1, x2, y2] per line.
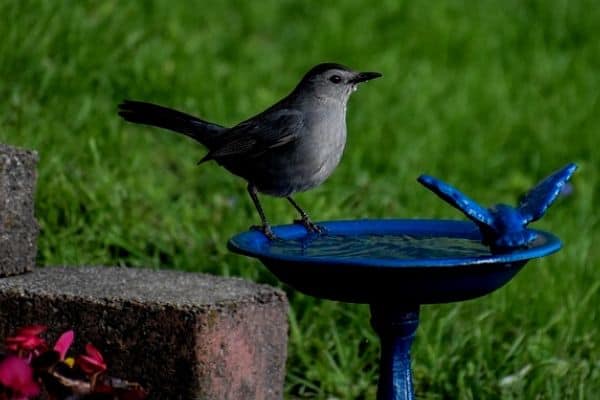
[77, 354, 107, 374]
[0, 356, 40, 397]
[53, 330, 75, 360]
[77, 344, 107, 376]
[5, 325, 49, 356]
[20, 336, 46, 351]
[16, 325, 47, 337]
[85, 343, 105, 363]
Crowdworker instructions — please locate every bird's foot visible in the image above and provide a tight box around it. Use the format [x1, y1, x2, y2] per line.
[251, 224, 277, 240]
[294, 216, 325, 234]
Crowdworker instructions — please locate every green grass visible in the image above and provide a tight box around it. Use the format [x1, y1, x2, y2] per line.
[2, 0, 599, 398]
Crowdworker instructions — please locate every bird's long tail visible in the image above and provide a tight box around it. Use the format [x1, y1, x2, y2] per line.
[118, 100, 225, 147]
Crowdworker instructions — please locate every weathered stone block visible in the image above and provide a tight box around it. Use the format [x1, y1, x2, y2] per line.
[0, 143, 39, 276]
[0, 266, 288, 400]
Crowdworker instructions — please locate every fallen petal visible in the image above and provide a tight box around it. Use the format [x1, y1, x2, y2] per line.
[0, 356, 40, 397]
[54, 330, 75, 360]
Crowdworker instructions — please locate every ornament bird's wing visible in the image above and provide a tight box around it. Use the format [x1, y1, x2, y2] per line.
[418, 175, 495, 228]
[518, 163, 577, 224]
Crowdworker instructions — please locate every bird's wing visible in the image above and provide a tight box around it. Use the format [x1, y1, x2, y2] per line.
[199, 109, 303, 163]
[418, 175, 495, 228]
[518, 162, 577, 224]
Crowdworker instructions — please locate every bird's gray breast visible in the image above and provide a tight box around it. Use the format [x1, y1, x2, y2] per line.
[294, 107, 347, 189]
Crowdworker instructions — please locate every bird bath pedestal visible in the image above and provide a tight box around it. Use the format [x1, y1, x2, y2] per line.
[228, 219, 562, 399]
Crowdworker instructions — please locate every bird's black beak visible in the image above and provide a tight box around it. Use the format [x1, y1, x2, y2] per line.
[349, 71, 382, 84]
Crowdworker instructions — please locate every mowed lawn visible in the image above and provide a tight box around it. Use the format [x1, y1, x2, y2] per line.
[1, 1, 598, 398]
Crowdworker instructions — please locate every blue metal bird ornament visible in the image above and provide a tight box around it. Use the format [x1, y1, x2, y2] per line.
[418, 163, 577, 251]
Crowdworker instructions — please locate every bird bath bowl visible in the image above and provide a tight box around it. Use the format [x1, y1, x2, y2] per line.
[228, 219, 562, 399]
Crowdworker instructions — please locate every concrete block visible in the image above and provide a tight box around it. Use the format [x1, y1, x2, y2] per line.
[0, 266, 288, 399]
[0, 143, 39, 276]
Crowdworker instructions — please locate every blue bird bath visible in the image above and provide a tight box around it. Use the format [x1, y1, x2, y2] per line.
[228, 219, 562, 399]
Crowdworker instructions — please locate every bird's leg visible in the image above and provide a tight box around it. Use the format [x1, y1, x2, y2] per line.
[247, 184, 276, 240]
[287, 196, 323, 234]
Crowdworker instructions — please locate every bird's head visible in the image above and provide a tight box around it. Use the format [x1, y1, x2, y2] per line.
[295, 63, 382, 104]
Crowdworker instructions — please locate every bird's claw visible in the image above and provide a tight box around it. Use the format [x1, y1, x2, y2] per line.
[294, 216, 324, 234]
[251, 224, 277, 240]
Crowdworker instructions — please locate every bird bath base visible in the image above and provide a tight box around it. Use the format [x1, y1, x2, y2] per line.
[228, 219, 562, 399]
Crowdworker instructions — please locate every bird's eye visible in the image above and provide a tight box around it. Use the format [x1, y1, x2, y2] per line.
[329, 75, 342, 84]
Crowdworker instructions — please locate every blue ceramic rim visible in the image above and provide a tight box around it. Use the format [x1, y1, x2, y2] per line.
[227, 219, 563, 268]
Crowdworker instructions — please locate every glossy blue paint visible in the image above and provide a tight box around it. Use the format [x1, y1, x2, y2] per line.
[418, 163, 576, 250]
[228, 219, 563, 399]
[370, 305, 420, 400]
[228, 219, 561, 304]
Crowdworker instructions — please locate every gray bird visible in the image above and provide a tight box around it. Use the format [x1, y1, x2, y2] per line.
[118, 63, 381, 238]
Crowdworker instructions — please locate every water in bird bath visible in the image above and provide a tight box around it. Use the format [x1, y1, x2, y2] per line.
[268, 234, 492, 259]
